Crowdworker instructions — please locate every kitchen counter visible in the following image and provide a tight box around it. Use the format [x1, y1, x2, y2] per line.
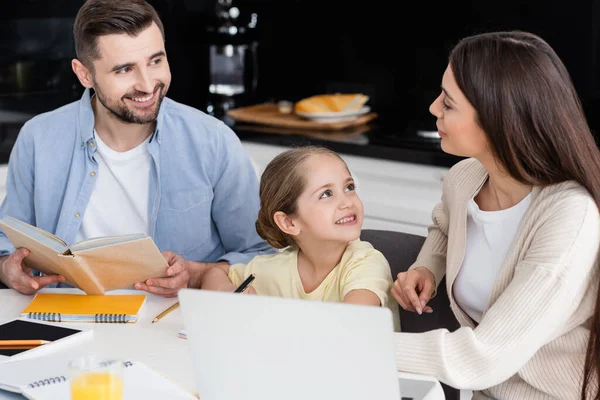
[228, 118, 464, 168]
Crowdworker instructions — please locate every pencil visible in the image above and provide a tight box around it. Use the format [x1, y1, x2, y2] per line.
[0, 340, 51, 347]
[151, 301, 180, 323]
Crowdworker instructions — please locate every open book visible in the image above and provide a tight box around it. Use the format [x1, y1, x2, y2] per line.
[0, 358, 197, 400]
[0, 216, 168, 295]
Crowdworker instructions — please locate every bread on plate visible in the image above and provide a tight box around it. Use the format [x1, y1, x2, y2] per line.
[294, 93, 368, 114]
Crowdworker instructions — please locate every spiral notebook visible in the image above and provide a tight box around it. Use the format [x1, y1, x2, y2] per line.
[21, 293, 147, 323]
[0, 358, 197, 400]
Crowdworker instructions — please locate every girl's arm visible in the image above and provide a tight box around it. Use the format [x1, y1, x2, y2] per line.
[202, 264, 257, 294]
[201, 264, 236, 291]
[343, 289, 381, 306]
[340, 244, 395, 308]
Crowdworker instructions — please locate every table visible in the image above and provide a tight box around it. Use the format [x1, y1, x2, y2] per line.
[0, 288, 447, 400]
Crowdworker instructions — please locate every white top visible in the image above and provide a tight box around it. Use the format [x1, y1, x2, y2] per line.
[453, 192, 532, 323]
[75, 130, 152, 242]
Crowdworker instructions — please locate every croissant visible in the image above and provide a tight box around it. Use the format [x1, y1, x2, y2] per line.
[294, 94, 369, 113]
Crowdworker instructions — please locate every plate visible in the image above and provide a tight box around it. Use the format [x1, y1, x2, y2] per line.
[295, 106, 371, 124]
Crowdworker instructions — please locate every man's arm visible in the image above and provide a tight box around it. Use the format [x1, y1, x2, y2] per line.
[210, 124, 275, 264]
[0, 123, 65, 292]
[0, 123, 36, 257]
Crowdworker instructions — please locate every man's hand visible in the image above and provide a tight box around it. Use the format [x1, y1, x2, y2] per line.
[134, 252, 230, 297]
[134, 251, 190, 298]
[0, 248, 66, 294]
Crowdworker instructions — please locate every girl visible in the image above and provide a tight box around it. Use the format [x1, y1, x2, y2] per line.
[202, 146, 399, 330]
[392, 31, 600, 399]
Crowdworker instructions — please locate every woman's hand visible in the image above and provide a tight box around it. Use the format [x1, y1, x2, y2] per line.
[392, 266, 435, 314]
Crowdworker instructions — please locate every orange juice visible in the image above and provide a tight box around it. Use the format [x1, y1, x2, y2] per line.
[71, 372, 124, 400]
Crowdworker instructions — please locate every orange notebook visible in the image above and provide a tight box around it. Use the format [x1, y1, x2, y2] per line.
[21, 293, 147, 323]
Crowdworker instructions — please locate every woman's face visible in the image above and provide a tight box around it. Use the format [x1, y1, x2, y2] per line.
[429, 66, 489, 158]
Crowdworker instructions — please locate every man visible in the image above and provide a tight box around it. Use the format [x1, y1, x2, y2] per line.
[0, 0, 274, 296]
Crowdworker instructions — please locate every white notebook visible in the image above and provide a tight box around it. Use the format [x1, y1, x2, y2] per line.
[0, 358, 196, 400]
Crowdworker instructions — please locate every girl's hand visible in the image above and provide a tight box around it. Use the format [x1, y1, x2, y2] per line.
[243, 286, 257, 295]
[392, 266, 435, 315]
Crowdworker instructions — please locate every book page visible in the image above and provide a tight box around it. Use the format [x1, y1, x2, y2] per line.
[0, 223, 79, 283]
[0, 217, 67, 253]
[70, 233, 147, 253]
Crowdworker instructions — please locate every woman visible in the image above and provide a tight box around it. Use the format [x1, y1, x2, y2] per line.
[392, 31, 600, 399]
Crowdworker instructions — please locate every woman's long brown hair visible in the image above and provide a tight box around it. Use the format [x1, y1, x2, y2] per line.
[449, 31, 600, 399]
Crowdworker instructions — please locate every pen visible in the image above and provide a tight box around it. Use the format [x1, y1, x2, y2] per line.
[151, 301, 180, 324]
[234, 274, 255, 293]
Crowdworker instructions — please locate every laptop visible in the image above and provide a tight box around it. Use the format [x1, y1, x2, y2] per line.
[179, 289, 401, 400]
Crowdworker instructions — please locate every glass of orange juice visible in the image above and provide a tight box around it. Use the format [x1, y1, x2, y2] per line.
[69, 356, 124, 400]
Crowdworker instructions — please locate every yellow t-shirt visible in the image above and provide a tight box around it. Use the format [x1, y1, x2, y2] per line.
[228, 240, 400, 331]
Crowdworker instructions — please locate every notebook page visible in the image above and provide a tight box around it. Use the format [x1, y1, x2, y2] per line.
[0, 344, 88, 392]
[21, 361, 197, 400]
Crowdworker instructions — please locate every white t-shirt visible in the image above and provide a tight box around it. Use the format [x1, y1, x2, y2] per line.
[453, 192, 532, 323]
[75, 130, 152, 242]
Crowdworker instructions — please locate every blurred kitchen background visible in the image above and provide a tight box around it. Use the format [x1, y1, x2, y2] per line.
[0, 0, 599, 249]
[0, 0, 598, 166]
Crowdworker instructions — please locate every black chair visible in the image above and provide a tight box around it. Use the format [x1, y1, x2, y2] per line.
[361, 229, 460, 400]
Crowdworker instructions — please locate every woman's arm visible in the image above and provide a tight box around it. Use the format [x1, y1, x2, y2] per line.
[395, 194, 600, 390]
[407, 189, 450, 296]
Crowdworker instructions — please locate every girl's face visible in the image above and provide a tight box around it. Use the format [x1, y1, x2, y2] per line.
[429, 66, 489, 158]
[291, 154, 364, 245]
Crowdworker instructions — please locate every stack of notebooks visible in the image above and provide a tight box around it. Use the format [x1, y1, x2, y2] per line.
[21, 293, 147, 323]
